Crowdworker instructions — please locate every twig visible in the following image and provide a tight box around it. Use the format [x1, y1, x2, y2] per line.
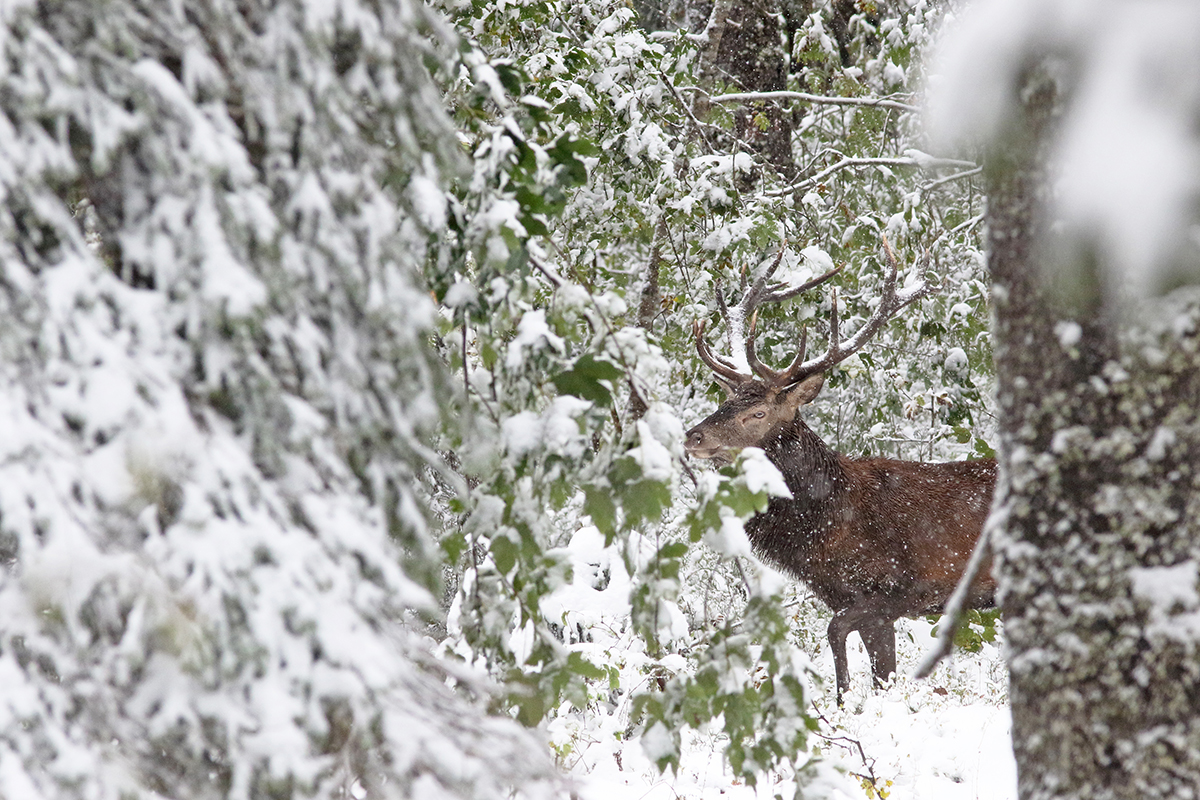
[678, 455, 699, 488]
[732, 557, 753, 595]
[950, 213, 985, 236]
[809, 703, 883, 790]
[922, 165, 983, 193]
[656, 67, 721, 152]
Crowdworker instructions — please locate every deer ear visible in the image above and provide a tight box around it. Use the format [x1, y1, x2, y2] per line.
[713, 375, 740, 399]
[779, 373, 824, 412]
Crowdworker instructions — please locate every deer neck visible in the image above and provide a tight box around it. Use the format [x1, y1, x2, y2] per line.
[758, 417, 848, 521]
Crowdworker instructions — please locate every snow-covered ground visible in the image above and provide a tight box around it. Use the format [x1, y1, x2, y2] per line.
[544, 529, 1015, 800]
[572, 619, 1013, 800]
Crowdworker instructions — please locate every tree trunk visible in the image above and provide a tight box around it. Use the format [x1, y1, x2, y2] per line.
[715, 0, 793, 177]
[687, 0, 794, 177]
[988, 62, 1200, 799]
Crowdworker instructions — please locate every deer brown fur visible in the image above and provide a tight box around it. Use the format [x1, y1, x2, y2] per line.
[685, 240, 996, 704]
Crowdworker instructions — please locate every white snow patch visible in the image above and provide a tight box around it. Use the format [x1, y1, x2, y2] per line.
[443, 280, 479, 309]
[801, 244, 835, 275]
[505, 309, 565, 369]
[408, 174, 447, 231]
[702, 512, 753, 559]
[1130, 561, 1200, 619]
[1055, 320, 1082, 349]
[740, 447, 792, 499]
[640, 722, 676, 764]
[944, 347, 969, 375]
[629, 420, 676, 483]
[1130, 561, 1200, 641]
[1144, 426, 1176, 461]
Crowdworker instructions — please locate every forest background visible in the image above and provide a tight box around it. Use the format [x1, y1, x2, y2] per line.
[2, 0, 1199, 799]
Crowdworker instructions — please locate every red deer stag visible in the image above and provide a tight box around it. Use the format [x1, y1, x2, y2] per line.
[685, 239, 996, 705]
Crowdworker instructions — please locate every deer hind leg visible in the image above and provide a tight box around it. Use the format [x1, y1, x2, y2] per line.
[827, 603, 902, 704]
[859, 618, 897, 689]
[827, 603, 880, 705]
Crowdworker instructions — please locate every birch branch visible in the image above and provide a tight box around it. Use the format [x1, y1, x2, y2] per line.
[923, 165, 983, 193]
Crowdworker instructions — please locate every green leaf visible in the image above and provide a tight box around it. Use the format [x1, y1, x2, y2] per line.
[566, 651, 607, 681]
[441, 531, 467, 563]
[622, 478, 671, 525]
[584, 487, 617, 540]
[657, 541, 689, 561]
[551, 353, 622, 405]
[492, 535, 518, 575]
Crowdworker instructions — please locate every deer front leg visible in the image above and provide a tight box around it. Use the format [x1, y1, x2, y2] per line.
[827, 605, 876, 705]
[826, 612, 853, 706]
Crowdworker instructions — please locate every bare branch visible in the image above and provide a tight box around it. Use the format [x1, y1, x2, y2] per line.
[709, 89, 919, 114]
[951, 213, 985, 236]
[766, 154, 978, 198]
[923, 165, 983, 193]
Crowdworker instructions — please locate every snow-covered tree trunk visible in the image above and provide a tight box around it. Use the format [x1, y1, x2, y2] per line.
[985, 57, 1200, 800]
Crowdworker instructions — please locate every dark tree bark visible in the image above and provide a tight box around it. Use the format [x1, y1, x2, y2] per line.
[987, 62, 1200, 799]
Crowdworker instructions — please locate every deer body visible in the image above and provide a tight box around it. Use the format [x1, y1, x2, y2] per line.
[687, 240, 996, 703]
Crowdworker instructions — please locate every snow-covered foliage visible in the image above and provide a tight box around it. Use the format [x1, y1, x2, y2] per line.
[0, 1, 561, 797]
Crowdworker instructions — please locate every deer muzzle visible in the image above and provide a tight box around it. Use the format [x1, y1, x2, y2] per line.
[684, 424, 727, 461]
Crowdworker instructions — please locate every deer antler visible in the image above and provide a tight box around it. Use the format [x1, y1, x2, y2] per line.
[695, 244, 841, 385]
[780, 235, 934, 385]
[694, 236, 935, 389]
[694, 319, 754, 386]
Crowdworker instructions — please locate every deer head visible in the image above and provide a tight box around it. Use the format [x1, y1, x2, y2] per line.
[685, 236, 933, 464]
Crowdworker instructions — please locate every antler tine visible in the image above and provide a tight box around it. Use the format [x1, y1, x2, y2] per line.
[776, 326, 810, 386]
[732, 243, 851, 388]
[694, 319, 753, 385]
[760, 263, 844, 305]
[714, 279, 729, 320]
[734, 245, 788, 320]
[744, 311, 786, 383]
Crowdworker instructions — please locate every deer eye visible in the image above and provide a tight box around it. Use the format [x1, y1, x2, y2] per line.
[752, 411, 766, 419]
